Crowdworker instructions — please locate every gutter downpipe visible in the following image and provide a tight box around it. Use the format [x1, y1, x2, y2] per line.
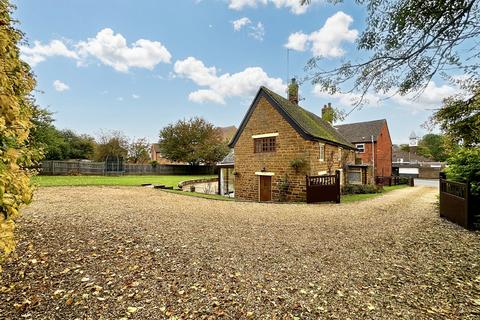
[371, 135, 375, 180]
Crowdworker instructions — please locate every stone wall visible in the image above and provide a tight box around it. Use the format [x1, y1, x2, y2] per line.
[234, 97, 354, 202]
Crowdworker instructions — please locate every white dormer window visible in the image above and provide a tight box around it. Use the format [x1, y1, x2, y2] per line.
[319, 143, 325, 162]
[356, 143, 365, 153]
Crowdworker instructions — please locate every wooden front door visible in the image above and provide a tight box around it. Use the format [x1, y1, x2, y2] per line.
[259, 176, 272, 201]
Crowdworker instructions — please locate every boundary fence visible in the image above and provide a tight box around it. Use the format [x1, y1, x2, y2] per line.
[39, 161, 216, 176]
[439, 172, 479, 230]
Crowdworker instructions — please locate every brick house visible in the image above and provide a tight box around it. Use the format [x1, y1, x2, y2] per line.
[335, 119, 392, 178]
[228, 80, 355, 202]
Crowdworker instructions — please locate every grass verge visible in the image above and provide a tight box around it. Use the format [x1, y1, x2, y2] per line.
[161, 189, 234, 201]
[33, 175, 216, 187]
[341, 185, 409, 203]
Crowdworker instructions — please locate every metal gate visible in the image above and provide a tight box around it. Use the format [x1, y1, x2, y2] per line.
[306, 170, 340, 204]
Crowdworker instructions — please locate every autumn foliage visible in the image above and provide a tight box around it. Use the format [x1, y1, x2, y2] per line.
[0, 1, 37, 268]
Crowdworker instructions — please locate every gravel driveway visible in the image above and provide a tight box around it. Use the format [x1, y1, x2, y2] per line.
[1, 186, 479, 319]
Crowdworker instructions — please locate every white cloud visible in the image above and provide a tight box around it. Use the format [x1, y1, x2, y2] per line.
[132, 94, 140, 99]
[21, 29, 172, 72]
[53, 80, 70, 92]
[76, 28, 171, 72]
[249, 22, 265, 41]
[228, 0, 318, 15]
[312, 81, 457, 113]
[174, 56, 285, 104]
[232, 17, 251, 31]
[285, 11, 358, 58]
[117, 97, 124, 101]
[20, 40, 79, 66]
[285, 32, 309, 51]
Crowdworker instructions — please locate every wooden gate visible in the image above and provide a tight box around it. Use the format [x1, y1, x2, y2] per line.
[306, 170, 340, 204]
[439, 176, 470, 228]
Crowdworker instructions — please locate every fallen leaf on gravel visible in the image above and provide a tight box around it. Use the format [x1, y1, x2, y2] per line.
[127, 306, 138, 313]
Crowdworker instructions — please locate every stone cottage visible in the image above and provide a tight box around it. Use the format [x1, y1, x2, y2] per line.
[228, 79, 355, 202]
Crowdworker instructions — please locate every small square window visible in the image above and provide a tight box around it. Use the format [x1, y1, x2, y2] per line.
[356, 143, 365, 153]
[254, 137, 276, 153]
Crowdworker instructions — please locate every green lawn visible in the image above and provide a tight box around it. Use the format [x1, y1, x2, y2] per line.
[33, 175, 216, 187]
[341, 185, 408, 203]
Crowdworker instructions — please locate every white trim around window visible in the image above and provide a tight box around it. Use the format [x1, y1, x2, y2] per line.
[252, 132, 279, 139]
[319, 143, 325, 162]
[356, 143, 365, 153]
[255, 172, 275, 176]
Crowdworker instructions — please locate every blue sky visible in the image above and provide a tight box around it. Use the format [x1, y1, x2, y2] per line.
[14, 0, 455, 144]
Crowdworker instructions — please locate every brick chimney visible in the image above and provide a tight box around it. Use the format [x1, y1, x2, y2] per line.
[288, 78, 299, 105]
[322, 102, 334, 123]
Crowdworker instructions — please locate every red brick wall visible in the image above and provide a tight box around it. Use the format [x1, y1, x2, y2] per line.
[352, 123, 392, 177]
[375, 124, 392, 177]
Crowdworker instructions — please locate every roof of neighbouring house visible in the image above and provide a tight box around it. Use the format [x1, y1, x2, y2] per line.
[217, 150, 234, 167]
[229, 86, 354, 149]
[151, 143, 161, 153]
[217, 126, 237, 142]
[334, 119, 387, 143]
[392, 147, 433, 163]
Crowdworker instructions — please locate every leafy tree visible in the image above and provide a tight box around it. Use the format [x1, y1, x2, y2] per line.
[430, 87, 480, 147]
[0, 1, 39, 267]
[29, 106, 68, 159]
[301, 0, 479, 104]
[29, 107, 96, 160]
[445, 147, 480, 196]
[94, 131, 129, 161]
[60, 129, 96, 160]
[158, 117, 229, 165]
[417, 133, 450, 161]
[128, 138, 150, 163]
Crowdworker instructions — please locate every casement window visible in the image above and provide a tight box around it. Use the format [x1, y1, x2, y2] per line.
[356, 143, 365, 153]
[319, 143, 325, 161]
[254, 137, 276, 153]
[338, 147, 343, 161]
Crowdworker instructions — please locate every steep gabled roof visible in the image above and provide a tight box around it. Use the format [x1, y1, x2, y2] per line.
[335, 119, 387, 143]
[229, 87, 354, 149]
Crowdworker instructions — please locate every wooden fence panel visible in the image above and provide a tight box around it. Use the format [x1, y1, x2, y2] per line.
[306, 170, 340, 204]
[40, 161, 216, 176]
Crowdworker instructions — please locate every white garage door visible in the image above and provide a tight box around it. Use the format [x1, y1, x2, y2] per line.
[399, 167, 419, 175]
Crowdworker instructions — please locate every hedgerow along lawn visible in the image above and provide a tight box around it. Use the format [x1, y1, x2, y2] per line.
[32, 175, 216, 187]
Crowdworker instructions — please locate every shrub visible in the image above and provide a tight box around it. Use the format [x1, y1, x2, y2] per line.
[150, 160, 159, 168]
[1, 2, 39, 269]
[445, 147, 480, 196]
[341, 184, 383, 195]
[290, 157, 308, 173]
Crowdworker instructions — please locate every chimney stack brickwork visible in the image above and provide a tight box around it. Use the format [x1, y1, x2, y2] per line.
[322, 103, 334, 124]
[288, 78, 299, 105]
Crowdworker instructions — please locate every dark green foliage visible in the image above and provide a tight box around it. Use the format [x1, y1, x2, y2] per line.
[341, 184, 383, 195]
[431, 88, 480, 147]
[29, 107, 96, 160]
[445, 147, 480, 196]
[290, 157, 308, 173]
[158, 117, 229, 165]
